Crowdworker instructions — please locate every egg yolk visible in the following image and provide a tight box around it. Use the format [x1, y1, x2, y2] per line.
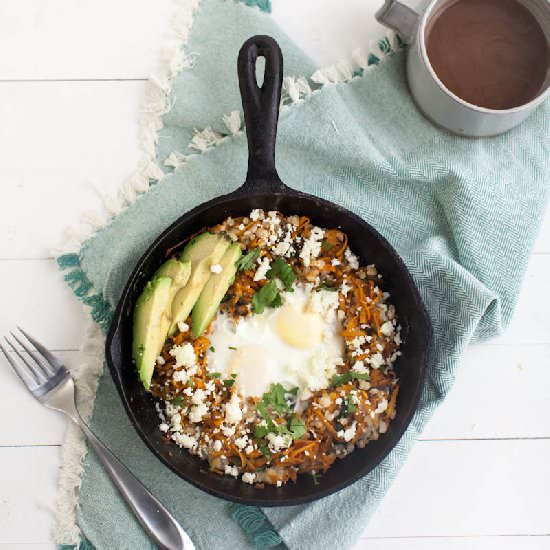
[275, 304, 324, 349]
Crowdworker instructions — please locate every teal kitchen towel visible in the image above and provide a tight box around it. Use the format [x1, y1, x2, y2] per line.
[55, 1, 549, 549]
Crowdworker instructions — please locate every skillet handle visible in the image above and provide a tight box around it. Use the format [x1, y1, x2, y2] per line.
[238, 35, 284, 186]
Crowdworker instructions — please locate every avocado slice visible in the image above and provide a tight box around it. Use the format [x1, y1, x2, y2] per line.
[132, 276, 172, 390]
[192, 243, 242, 337]
[168, 233, 230, 335]
[154, 258, 191, 303]
[155, 258, 191, 286]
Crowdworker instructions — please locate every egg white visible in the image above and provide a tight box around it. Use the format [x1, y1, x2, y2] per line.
[206, 284, 344, 398]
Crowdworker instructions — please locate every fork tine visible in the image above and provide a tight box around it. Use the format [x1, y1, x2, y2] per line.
[16, 326, 65, 374]
[11, 330, 56, 376]
[0, 342, 37, 388]
[1, 338, 43, 385]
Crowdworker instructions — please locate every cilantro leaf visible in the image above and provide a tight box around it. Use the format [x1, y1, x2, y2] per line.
[347, 394, 357, 414]
[172, 396, 184, 407]
[223, 378, 235, 388]
[271, 292, 283, 308]
[331, 370, 370, 388]
[262, 383, 289, 413]
[256, 402, 278, 432]
[331, 372, 353, 387]
[254, 425, 268, 438]
[288, 415, 307, 440]
[208, 372, 221, 379]
[267, 258, 296, 291]
[236, 247, 261, 271]
[258, 444, 272, 463]
[209, 346, 215, 352]
[322, 239, 333, 250]
[252, 280, 281, 314]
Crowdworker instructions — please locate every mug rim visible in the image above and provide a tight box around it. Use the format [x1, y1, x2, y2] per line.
[418, 0, 550, 115]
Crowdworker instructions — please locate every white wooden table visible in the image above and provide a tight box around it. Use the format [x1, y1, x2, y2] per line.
[1, 1, 549, 549]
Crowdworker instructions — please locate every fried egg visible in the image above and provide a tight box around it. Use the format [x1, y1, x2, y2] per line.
[206, 284, 344, 398]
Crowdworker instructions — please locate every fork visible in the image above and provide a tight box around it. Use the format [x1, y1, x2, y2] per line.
[1, 327, 195, 550]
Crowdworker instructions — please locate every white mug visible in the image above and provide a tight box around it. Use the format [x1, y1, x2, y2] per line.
[376, 0, 550, 137]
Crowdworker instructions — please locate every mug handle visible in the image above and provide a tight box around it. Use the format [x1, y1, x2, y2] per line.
[375, 0, 430, 44]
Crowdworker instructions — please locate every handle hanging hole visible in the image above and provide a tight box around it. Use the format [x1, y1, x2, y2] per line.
[255, 55, 266, 88]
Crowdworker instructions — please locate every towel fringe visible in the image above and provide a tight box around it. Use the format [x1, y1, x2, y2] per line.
[228, 504, 283, 548]
[236, 0, 272, 12]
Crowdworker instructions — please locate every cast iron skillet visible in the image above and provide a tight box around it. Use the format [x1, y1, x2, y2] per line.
[106, 35, 432, 506]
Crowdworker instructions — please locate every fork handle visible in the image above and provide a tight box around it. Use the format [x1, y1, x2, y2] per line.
[78, 420, 195, 550]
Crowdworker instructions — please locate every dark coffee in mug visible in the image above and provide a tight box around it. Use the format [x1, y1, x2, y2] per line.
[425, 0, 549, 110]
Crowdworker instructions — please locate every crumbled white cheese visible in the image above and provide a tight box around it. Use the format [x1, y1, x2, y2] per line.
[267, 432, 291, 452]
[212, 439, 222, 452]
[340, 280, 351, 297]
[380, 321, 394, 336]
[221, 424, 236, 438]
[253, 257, 271, 281]
[250, 209, 263, 221]
[172, 369, 189, 384]
[173, 432, 198, 450]
[183, 386, 194, 396]
[177, 321, 189, 333]
[349, 335, 367, 350]
[375, 398, 388, 414]
[288, 347, 341, 393]
[245, 444, 254, 455]
[309, 289, 339, 319]
[331, 258, 340, 266]
[191, 388, 206, 405]
[276, 480, 282, 487]
[210, 263, 223, 274]
[319, 395, 331, 408]
[159, 423, 169, 433]
[367, 352, 385, 370]
[343, 422, 357, 442]
[242, 472, 256, 484]
[272, 240, 291, 256]
[224, 465, 239, 477]
[344, 248, 359, 269]
[299, 226, 324, 267]
[170, 411, 182, 430]
[224, 393, 243, 424]
[337, 310, 345, 321]
[189, 403, 208, 423]
[234, 435, 249, 449]
[156, 355, 165, 365]
[352, 361, 369, 374]
[170, 343, 195, 368]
